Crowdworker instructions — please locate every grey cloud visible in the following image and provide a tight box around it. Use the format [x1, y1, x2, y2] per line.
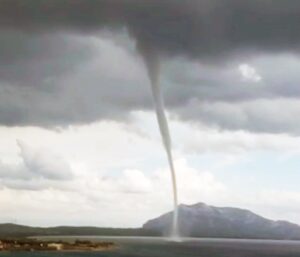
[1, 36, 300, 134]
[175, 98, 300, 135]
[163, 54, 300, 104]
[0, 31, 95, 86]
[0, 0, 300, 134]
[0, 31, 97, 125]
[157, 55, 300, 135]
[0, 34, 151, 127]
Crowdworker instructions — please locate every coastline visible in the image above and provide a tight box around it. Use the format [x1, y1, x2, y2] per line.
[0, 238, 117, 252]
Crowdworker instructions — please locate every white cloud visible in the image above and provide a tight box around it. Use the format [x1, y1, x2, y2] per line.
[0, 148, 226, 227]
[239, 63, 262, 82]
[17, 140, 73, 181]
[181, 126, 300, 155]
[154, 158, 226, 205]
[0, 113, 300, 227]
[118, 169, 153, 193]
[0, 140, 75, 191]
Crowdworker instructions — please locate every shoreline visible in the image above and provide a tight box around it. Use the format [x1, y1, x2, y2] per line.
[0, 238, 117, 252]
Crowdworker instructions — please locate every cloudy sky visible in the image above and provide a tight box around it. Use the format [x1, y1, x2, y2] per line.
[1, 0, 300, 227]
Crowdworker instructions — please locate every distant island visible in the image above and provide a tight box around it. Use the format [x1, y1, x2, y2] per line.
[1, 202, 300, 240]
[144, 202, 300, 240]
[0, 239, 115, 252]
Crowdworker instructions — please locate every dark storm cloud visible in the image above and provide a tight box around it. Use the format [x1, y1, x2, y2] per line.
[1, 0, 300, 59]
[1, 0, 300, 133]
[0, 33, 152, 127]
[0, 31, 94, 85]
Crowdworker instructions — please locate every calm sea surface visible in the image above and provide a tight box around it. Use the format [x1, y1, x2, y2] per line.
[2, 236, 300, 257]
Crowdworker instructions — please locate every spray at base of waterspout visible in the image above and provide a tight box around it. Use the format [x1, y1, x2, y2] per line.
[165, 234, 182, 243]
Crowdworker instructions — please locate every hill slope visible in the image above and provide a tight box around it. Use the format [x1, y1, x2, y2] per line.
[0, 223, 157, 238]
[143, 202, 300, 239]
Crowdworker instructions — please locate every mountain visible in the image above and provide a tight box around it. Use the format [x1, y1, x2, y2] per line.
[2, 203, 300, 239]
[0, 223, 158, 238]
[143, 202, 300, 240]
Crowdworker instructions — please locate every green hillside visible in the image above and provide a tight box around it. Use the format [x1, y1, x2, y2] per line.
[0, 223, 158, 238]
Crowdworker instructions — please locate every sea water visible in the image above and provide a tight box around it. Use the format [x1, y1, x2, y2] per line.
[2, 236, 300, 257]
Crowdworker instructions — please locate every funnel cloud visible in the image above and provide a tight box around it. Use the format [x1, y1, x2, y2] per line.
[139, 42, 179, 237]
